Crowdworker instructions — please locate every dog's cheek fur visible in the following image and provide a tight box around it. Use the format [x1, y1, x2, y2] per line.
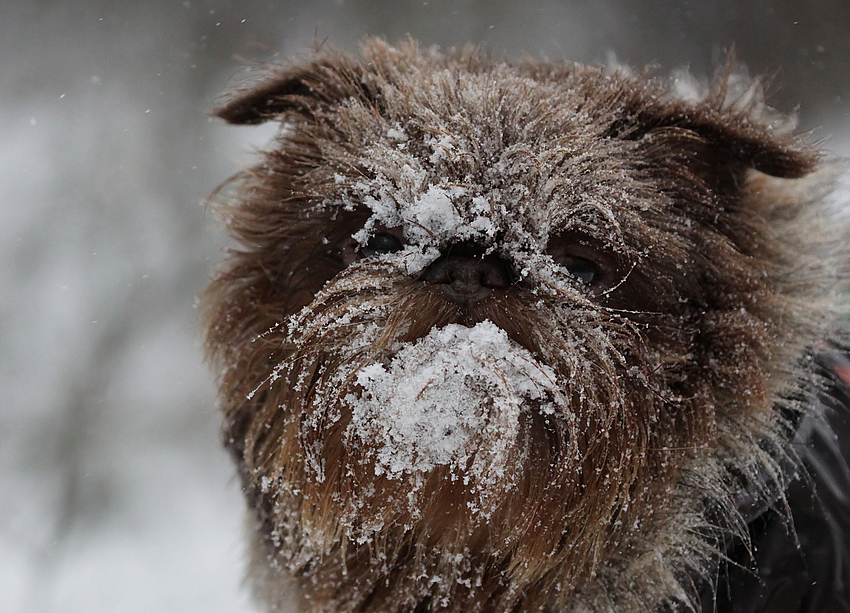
[204, 39, 848, 613]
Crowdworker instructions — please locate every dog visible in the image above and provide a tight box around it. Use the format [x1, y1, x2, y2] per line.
[203, 39, 849, 612]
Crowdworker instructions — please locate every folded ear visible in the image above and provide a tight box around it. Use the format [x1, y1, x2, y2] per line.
[214, 56, 372, 125]
[608, 71, 820, 181]
[636, 109, 819, 181]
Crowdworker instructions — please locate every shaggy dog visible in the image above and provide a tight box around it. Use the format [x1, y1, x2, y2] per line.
[203, 39, 849, 612]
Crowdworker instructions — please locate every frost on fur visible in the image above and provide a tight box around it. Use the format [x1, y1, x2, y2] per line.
[204, 39, 849, 613]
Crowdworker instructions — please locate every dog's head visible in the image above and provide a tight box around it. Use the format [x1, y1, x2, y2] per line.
[204, 39, 840, 612]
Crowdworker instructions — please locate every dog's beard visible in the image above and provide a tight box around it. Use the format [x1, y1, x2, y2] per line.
[347, 320, 564, 491]
[247, 258, 701, 611]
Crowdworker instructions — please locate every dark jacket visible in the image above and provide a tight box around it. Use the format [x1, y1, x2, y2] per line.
[702, 347, 850, 612]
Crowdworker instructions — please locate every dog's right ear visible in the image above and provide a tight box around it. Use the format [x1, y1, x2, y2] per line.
[213, 57, 372, 125]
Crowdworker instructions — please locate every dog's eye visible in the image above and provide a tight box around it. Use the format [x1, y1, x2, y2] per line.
[546, 233, 606, 287]
[556, 255, 599, 285]
[360, 233, 403, 257]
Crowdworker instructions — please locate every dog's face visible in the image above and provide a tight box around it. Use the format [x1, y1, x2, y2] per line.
[205, 40, 827, 612]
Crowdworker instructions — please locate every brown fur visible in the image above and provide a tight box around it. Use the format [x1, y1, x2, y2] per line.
[203, 39, 848, 612]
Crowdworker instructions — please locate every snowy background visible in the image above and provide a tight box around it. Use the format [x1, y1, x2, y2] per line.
[1, 1, 848, 612]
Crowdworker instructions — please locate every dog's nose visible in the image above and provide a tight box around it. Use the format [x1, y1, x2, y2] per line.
[422, 250, 513, 304]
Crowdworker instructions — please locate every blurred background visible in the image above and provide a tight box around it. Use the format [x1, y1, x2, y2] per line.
[1, 1, 848, 612]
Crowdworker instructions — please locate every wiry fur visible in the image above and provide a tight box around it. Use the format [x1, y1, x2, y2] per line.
[203, 39, 849, 612]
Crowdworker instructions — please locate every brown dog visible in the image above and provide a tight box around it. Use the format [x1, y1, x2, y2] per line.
[203, 39, 848, 612]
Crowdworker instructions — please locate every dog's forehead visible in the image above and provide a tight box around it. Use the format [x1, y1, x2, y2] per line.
[320, 70, 649, 257]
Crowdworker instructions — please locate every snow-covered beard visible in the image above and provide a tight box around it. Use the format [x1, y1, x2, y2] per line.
[237, 259, 699, 612]
[203, 39, 847, 613]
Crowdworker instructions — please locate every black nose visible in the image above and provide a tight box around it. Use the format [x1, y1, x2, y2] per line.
[422, 248, 513, 304]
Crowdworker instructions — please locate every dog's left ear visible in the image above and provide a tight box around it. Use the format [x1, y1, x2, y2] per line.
[601, 67, 820, 182]
[634, 106, 819, 182]
[214, 56, 372, 125]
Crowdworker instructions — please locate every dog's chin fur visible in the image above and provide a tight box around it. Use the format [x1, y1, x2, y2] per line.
[204, 39, 849, 612]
